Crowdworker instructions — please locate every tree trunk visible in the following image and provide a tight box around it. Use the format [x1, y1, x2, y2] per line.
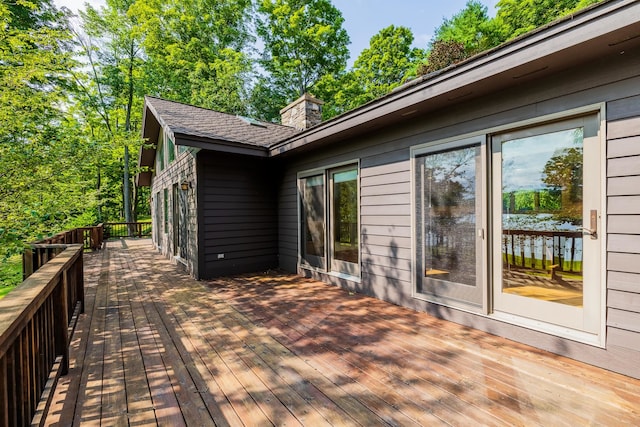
[123, 39, 135, 233]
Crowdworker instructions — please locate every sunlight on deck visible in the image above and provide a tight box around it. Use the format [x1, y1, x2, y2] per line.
[44, 238, 640, 426]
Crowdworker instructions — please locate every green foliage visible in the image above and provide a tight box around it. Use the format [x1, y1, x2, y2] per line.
[417, 40, 468, 76]
[0, 255, 22, 292]
[319, 25, 425, 118]
[0, 0, 95, 257]
[493, 0, 591, 41]
[133, 0, 253, 114]
[420, 0, 605, 74]
[433, 0, 492, 54]
[253, 0, 350, 121]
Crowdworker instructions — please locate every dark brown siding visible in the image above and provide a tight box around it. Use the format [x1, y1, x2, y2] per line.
[198, 152, 278, 278]
[277, 46, 640, 378]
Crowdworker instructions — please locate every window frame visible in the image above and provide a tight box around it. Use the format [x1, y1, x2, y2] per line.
[297, 159, 361, 280]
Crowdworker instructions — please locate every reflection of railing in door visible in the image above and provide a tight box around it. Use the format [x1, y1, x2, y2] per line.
[503, 229, 583, 275]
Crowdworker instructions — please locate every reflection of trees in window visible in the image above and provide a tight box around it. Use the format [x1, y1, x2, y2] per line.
[302, 177, 325, 258]
[502, 127, 583, 227]
[542, 146, 583, 225]
[336, 178, 357, 244]
[423, 147, 477, 284]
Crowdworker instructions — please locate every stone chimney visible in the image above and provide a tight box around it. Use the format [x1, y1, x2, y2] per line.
[280, 93, 324, 130]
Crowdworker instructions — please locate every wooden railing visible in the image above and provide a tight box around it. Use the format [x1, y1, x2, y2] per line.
[503, 229, 583, 274]
[23, 224, 103, 280]
[104, 221, 152, 239]
[0, 244, 84, 426]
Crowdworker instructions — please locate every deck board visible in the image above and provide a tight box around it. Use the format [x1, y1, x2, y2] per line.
[45, 238, 640, 426]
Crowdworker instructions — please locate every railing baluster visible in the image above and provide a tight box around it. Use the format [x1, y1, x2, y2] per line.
[502, 229, 582, 276]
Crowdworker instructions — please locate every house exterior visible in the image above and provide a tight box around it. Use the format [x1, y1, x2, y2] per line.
[138, 0, 640, 379]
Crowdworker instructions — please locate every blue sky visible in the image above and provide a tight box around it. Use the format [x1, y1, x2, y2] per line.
[333, 0, 497, 65]
[55, 0, 497, 66]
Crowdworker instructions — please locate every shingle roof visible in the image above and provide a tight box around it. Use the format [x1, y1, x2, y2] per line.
[145, 96, 300, 148]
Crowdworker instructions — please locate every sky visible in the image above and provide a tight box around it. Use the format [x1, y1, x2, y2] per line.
[54, 0, 497, 66]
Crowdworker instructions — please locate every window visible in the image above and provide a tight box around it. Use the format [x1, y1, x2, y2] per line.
[167, 136, 175, 163]
[163, 188, 169, 234]
[412, 109, 603, 342]
[414, 137, 485, 309]
[157, 132, 165, 172]
[299, 163, 359, 277]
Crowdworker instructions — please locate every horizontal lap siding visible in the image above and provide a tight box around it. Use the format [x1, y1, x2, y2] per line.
[277, 142, 414, 305]
[606, 94, 640, 352]
[275, 52, 640, 377]
[199, 152, 278, 278]
[360, 160, 413, 303]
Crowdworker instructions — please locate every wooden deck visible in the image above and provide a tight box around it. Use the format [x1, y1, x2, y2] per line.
[44, 238, 640, 426]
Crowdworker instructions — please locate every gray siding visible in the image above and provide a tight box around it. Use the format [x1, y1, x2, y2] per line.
[606, 94, 640, 354]
[277, 47, 640, 378]
[198, 152, 278, 278]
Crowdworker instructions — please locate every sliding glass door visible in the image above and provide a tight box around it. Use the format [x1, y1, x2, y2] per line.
[415, 137, 486, 309]
[300, 164, 360, 277]
[300, 175, 326, 269]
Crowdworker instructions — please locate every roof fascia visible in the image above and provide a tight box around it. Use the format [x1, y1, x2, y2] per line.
[175, 134, 269, 157]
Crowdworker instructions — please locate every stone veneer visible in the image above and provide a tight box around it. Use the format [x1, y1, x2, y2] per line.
[280, 93, 324, 130]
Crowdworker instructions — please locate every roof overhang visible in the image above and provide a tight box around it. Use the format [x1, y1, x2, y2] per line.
[135, 98, 271, 186]
[136, 99, 161, 187]
[269, 0, 640, 157]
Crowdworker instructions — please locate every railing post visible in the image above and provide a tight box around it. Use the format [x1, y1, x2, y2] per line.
[77, 252, 85, 314]
[23, 247, 34, 281]
[53, 276, 69, 376]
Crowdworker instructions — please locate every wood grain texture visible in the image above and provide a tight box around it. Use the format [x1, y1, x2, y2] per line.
[42, 239, 640, 425]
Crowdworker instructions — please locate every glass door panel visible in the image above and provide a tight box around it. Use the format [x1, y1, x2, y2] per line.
[330, 167, 359, 276]
[492, 115, 601, 334]
[300, 175, 326, 269]
[501, 128, 584, 305]
[416, 140, 484, 308]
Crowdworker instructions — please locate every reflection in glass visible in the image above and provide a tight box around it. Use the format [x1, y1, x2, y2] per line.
[301, 175, 325, 267]
[501, 128, 584, 307]
[423, 147, 478, 286]
[332, 169, 358, 264]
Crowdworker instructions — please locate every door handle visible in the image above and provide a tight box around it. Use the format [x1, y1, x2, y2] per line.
[581, 209, 598, 239]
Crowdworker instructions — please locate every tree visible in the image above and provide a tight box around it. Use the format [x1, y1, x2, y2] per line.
[417, 40, 468, 76]
[253, 0, 350, 121]
[0, 0, 93, 258]
[542, 146, 583, 223]
[433, 0, 492, 55]
[77, 0, 147, 224]
[321, 25, 425, 116]
[492, 0, 603, 43]
[417, 0, 604, 74]
[133, 0, 253, 114]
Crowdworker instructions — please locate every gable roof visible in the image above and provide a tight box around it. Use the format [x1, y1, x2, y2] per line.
[137, 97, 300, 184]
[144, 96, 299, 148]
